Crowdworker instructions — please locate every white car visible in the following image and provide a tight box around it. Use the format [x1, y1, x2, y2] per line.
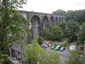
[41, 44, 48, 48]
[60, 47, 65, 51]
[51, 46, 56, 49]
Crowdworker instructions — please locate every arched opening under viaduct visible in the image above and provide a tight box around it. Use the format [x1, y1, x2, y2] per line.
[50, 16, 54, 26]
[42, 16, 49, 28]
[55, 17, 58, 25]
[31, 15, 40, 39]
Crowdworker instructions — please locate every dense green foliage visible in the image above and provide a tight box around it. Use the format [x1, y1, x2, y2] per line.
[54, 9, 85, 24]
[0, 54, 9, 64]
[24, 40, 43, 64]
[50, 26, 63, 41]
[38, 37, 44, 45]
[0, 0, 27, 63]
[0, 0, 27, 52]
[24, 40, 60, 64]
[59, 20, 68, 37]
[67, 49, 83, 64]
[59, 20, 80, 43]
[66, 10, 85, 24]
[39, 52, 60, 64]
[79, 23, 85, 44]
[41, 26, 63, 41]
[53, 9, 85, 43]
[41, 27, 52, 40]
[52, 9, 66, 16]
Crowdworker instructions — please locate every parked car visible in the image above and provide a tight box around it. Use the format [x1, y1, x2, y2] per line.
[69, 44, 76, 51]
[45, 41, 52, 47]
[41, 44, 48, 48]
[60, 47, 65, 51]
[51, 46, 56, 49]
[55, 45, 61, 51]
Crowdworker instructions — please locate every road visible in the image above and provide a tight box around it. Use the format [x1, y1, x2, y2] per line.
[59, 50, 70, 64]
[46, 48, 70, 64]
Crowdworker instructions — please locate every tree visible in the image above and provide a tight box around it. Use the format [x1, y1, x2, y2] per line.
[67, 49, 83, 64]
[41, 27, 52, 40]
[24, 40, 44, 64]
[66, 10, 85, 24]
[0, 0, 27, 52]
[66, 20, 80, 42]
[52, 9, 66, 16]
[50, 26, 63, 41]
[39, 51, 60, 64]
[0, 0, 27, 63]
[53, 9, 85, 24]
[38, 37, 44, 45]
[41, 26, 63, 41]
[59, 20, 80, 43]
[24, 40, 60, 64]
[79, 23, 85, 44]
[66, 10, 74, 21]
[59, 20, 68, 37]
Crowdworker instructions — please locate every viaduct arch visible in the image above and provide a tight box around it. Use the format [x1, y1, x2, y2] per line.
[19, 10, 65, 40]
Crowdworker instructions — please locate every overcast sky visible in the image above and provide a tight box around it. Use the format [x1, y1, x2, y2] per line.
[21, 0, 85, 13]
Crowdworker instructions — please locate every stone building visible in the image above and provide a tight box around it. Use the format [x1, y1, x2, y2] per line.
[8, 10, 65, 64]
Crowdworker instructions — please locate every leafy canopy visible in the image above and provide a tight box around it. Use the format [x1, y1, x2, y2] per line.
[79, 22, 85, 44]
[41, 26, 63, 41]
[24, 40, 60, 64]
[0, 0, 27, 55]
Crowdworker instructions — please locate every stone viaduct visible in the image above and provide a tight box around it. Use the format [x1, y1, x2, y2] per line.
[19, 10, 65, 40]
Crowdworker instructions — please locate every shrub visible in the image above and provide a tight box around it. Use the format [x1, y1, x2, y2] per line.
[79, 23, 85, 44]
[38, 37, 44, 45]
[41, 26, 63, 41]
[24, 40, 44, 64]
[50, 26, 63, 41]
[41, 27, 52, 40]
[59, 20, 80, 43]
[63, 40, 68, 47]
[66, 49, 83, 64]
[0, 54, 9, 64]
[24, 40, 60, 64]
[39, 51, 60, 64]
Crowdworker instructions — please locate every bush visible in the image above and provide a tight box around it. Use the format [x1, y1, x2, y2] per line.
[0, 54, 9, 64]
[53, 41, 68, 48]
[50, 26, 63, 41]
[38, 37, 44, 45]
[41, 26, 63, 41]
[59, 20, 80, 43]
[79, 23, 85, 44]
[24, 40, 44, 64]
[63, 41, 68, 47]
[24, 40, 60, 64]
[41, 27, 52, 40]
[66, 49, 83, 64]
[39, 51, 60, 64]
